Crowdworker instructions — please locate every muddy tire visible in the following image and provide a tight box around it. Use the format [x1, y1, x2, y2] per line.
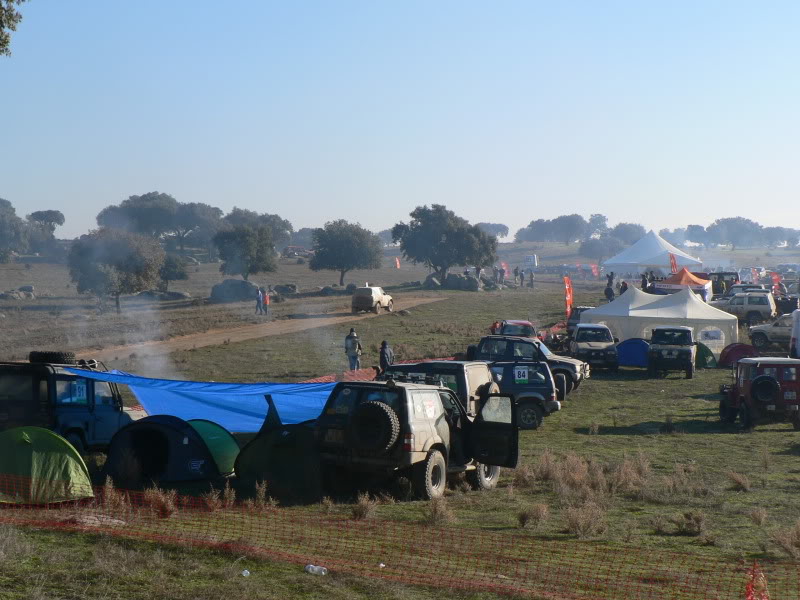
[385, 301, 393, 313]
[348, 401, 400, 454]
[739, 403, 755, 431]
[686, 364, 695, 379]
[719, 400, 736, 424]
[751, 333, 769, 349]
[517, 402, 543, 430]
[412, 449, 446, 499]
[554, 374, 568, 401]
[373, 303, 381, 314]
[29, 351, 76, 365]
[65, 432, 85, 454]
[466, 463, 500, 491]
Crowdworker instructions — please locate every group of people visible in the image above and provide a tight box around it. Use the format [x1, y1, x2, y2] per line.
[255, 286, 272, 317]
[344, 328, 394, 374]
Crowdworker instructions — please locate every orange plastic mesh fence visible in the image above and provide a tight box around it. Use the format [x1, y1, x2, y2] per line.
[0, 474, 797, 598]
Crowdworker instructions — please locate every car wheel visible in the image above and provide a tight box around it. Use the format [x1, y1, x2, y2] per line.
[686, 365, 695, 379]
[571, 377, 582, 391]
[373, 303, 380, 314]
[739, 403, 755, 431]
[65, 432, 85, 454]
[517, 402, 543, 430]
[412, 449, 446, 499]
[466, 463, 500, 491]
[348, 401, 400, 454]
[385, 300, 393, 313]
[554, 374, 568, 401]
[718, 400, 736, 424]
[747, 312, 762, 326]
[791, 415, 800, 431]
[751, 333, 769, 349]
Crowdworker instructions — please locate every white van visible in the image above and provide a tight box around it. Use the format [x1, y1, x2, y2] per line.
[790, 309, 800, 358]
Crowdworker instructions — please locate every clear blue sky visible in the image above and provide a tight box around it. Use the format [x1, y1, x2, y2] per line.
[2, 1, 799, 239]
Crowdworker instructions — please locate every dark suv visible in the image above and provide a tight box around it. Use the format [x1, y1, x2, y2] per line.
[314, 380, 519, 499]
[382, 360, 559, 430]
[467, 335, 589, 397]
[0, 352, 144, 452]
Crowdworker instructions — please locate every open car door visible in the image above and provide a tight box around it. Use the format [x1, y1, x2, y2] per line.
[465, 394, 519, 468]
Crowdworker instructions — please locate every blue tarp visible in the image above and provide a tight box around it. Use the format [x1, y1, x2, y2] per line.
[616, 338, 650, 368]
[66, 369, 336, 433]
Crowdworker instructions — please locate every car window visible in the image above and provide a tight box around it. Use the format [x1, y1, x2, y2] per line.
[430, 373, 459, 394]
[748, 296, 768, 305]
[651, 330, 692, 345]
[510, 364, 547, 384]
[479, 340, 508, 360]
[480, 396, 512, 424]
[511, 342, 536, 360]
[410, 390, 443, 420]
[730, 297, 744, 305]
[575, 328, 612, 342]
[762, 367, 778, 379]
[779, 316, 793, 327]
[501, 324, 535, 336]
[94, 382, 116, 406]
[537, 342, 553, 357]
[466, 367, 492, 396]
[0, 374, 32, 403]
[783, 367, 797, 382]
[363, 389, 402, 412]
[55, 378, 89, 405]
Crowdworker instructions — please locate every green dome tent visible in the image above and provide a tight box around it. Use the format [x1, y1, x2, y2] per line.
[0, 427, 94, 504]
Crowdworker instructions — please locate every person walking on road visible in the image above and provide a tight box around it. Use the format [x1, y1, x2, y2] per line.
[344, 328, 362, 371]
[379, 340, 395, 374]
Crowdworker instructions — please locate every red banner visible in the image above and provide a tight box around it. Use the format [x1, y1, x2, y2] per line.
[770, 271, 783, 294]
[564, 276, 574, 319]
[394, 257, 400, 269]
[668, 252, 678, 274]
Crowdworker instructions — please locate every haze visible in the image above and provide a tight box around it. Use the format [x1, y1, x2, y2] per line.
[2, 0, 799, 239]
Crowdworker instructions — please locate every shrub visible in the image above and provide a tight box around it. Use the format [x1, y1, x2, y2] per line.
[517, 504, 549, 530]
[726, 471, 751, 492]
[650, 515, 668, 535]
[512, 463, 536, 489]
[253, 480, 277, 510]
[351, 492, 377, 520]
[424, 497, 455, 526]
[588, 422, 599, 435]
[101, 476, 130, 513]
[669, 511, 707, 536]
[202, 487, 223, 512]
[772, 520, 800, 559]
[535, 448, 558, 481]
[748, 507, 768, 527]
[222, 481, 236, 509]
[143, 487, 177, 519]
[320, 496, 335, 514]
[565, 503, 607, 538]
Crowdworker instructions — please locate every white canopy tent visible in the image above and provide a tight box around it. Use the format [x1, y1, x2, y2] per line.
[603, 230, 702, 275]
[580, 288, 738, 354]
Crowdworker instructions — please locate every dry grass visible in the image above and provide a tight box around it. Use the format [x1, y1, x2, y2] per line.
[320, 496, 335, 514]
[759, 447, 772, 472]
[142, 487, 177, 519]
[650, 515, 669, 535]
[668, 511, 707, 536]
[564, 502, 607, 538]
[772, 520, 800, 559]
[350, 492, 377, 521]
[517, 504, 549, 530]
[748, 507, 768, 527]
[101, 476, 131, 513]
[202, 487, 223, 512]
[588, 422, 599, 435]
[726, 471, 751, 492]
[423, 497, 456, 526]
[114, 448, 142, 488]
[222, 481, 237, 508]
[0, 525, 33, 560]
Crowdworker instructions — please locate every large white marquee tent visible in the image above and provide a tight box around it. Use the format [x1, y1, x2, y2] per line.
[603, 230, 702, 275]
[580, 287, 738, 354]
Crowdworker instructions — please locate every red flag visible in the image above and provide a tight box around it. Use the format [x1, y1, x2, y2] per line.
[590, 264, 599, 278]
[668, 252, 678, 274]
[394, 257, 400, 269]
[751, 268, 759, 284]
[771, 271, 783, 294]
[564, 276, 574, 319]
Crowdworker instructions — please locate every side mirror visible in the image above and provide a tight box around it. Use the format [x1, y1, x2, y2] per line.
[614, 338, 619, 343]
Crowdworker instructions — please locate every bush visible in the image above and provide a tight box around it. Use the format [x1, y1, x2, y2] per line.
[202, 487, 223, 512]
[772, 520, 800, 559]
[748, 507, 768, 527]
[669, 511, 707, 536]
[143, 487, 177, 519]
[565, 503, 607, 538]
[517, 504, 549, 530]
[351, 492, 377, 520]
[726, 471, 751, 492]
[423, 497, 455, 526]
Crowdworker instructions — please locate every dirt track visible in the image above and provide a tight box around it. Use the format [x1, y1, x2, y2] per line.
[76, 296, 445, 360]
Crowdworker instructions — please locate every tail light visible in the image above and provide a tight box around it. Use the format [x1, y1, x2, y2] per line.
[402, 433, 415, 452]
[551, 391, 557, 403]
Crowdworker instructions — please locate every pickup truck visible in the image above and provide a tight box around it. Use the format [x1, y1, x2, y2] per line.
[382, 360, 559, 430]
[466, 335, 589, 398]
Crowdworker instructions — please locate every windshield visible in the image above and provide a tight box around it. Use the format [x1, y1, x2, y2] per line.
[537, 342, 552, 357]
[575, 328, 612, 343]
[651, 330, 692, 345]
[501, 324, 535, 337]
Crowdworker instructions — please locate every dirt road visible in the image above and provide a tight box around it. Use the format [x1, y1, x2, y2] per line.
[76, 296, 444, 360]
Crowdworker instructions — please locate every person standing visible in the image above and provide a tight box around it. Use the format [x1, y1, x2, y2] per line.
[604, 284, 615, 302]
[529, 270, 535, 289]
[344, 328, 362, 371]
[620, 280, 629, 295]
[255, 287, 264, 315]
[513, 266, 520, 284]
[499, 267, 506, 284]
[263, 287, 271, 319]
[379, 340, 395, 374]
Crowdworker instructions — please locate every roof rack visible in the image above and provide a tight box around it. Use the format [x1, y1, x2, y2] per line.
[378, 373, 446, 387]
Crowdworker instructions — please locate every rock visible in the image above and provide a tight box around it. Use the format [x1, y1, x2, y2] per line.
[463, 276, 482, 292]
[163, 291, 191, 300]
[273, 284, 297, 295]
[444, 273, 464, 290]
[423, 275, 441, 289]
[345, 283, 357, 294]
[398, 309, 411, 316]
[210, 279, 259, 303]
[18, 285, 34, 293]
[320, 286, 336, 296]
[270, 294, 286, 303]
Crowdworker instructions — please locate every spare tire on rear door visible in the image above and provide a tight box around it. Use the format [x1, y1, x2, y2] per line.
[29, 351, 77, 365]
[751, 375, 779, 403]
[348, 400, 400, 454]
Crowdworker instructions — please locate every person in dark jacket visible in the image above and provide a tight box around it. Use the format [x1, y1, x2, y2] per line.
[620, 280, 629, 295]
[379, 340, 395, 374]
[604, 285, 615, 302]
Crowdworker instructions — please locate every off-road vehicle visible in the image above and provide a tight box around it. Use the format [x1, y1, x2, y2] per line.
[466, 335, 589, 398]
[569, 324, 619, 371]
[566, 306, 594, 336]
[710, 292, 777, 325]
[647, 327, 697, 379]
[314, 380, 519, 499]
[382, 360, 559, 430]
[351, 286, 393, 314]
[719, 357, 800, 430]
[0, 351, 145, 452]
[749, 314, 793, 349]
[492, 320, 539, 339]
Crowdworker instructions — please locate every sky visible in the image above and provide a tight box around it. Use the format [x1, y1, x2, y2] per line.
[2, 1, 799, 239]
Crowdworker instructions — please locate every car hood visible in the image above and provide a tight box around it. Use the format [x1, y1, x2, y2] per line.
[548, 355, 586, 369]
[748, 324, 771, 333]
[574, 342, 614, 350]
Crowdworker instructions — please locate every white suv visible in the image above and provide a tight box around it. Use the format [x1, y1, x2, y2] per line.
[352, 286, 393, 314]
